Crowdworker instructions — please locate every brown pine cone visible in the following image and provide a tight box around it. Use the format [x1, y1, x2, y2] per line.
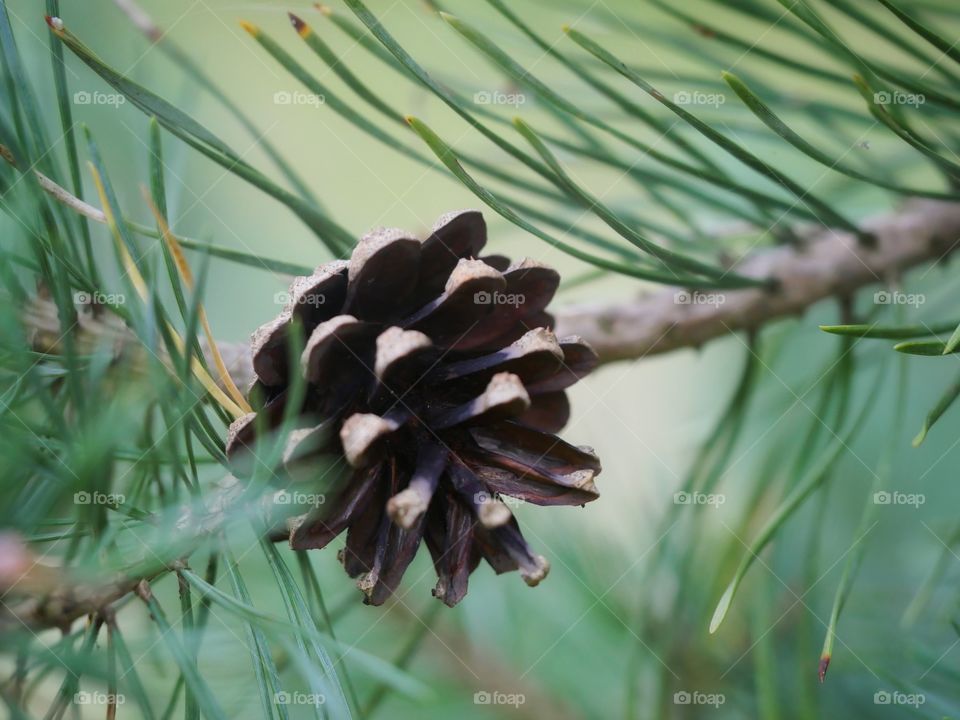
[226, 211, 601, 606]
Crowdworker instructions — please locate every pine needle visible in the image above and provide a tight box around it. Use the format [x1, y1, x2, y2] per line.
[140, 187, 252, 414]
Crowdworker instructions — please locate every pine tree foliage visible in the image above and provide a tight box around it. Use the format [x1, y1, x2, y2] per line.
[0, 0, 959, 718]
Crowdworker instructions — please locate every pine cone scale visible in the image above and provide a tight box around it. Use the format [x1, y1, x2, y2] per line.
[344, 229, 421, 320]
[516, 390, 570, 434]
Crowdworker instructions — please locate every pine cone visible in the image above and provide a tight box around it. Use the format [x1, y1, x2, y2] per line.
[226, 211, 601, 606]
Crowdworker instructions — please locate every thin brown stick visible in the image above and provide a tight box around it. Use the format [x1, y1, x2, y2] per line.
[556, 199, 960, 363]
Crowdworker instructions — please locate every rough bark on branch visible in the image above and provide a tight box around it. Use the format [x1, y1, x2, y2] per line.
[557, 200, 960, 363]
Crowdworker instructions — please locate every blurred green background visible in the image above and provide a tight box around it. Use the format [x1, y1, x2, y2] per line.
[4, 0, 960, 717]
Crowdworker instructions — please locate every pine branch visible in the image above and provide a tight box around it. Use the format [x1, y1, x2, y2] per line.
[558, 200, 960, 363]
[0, 535, 165, 632]
[22, 201, 960, 380]
[0, 477, 244, 632]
